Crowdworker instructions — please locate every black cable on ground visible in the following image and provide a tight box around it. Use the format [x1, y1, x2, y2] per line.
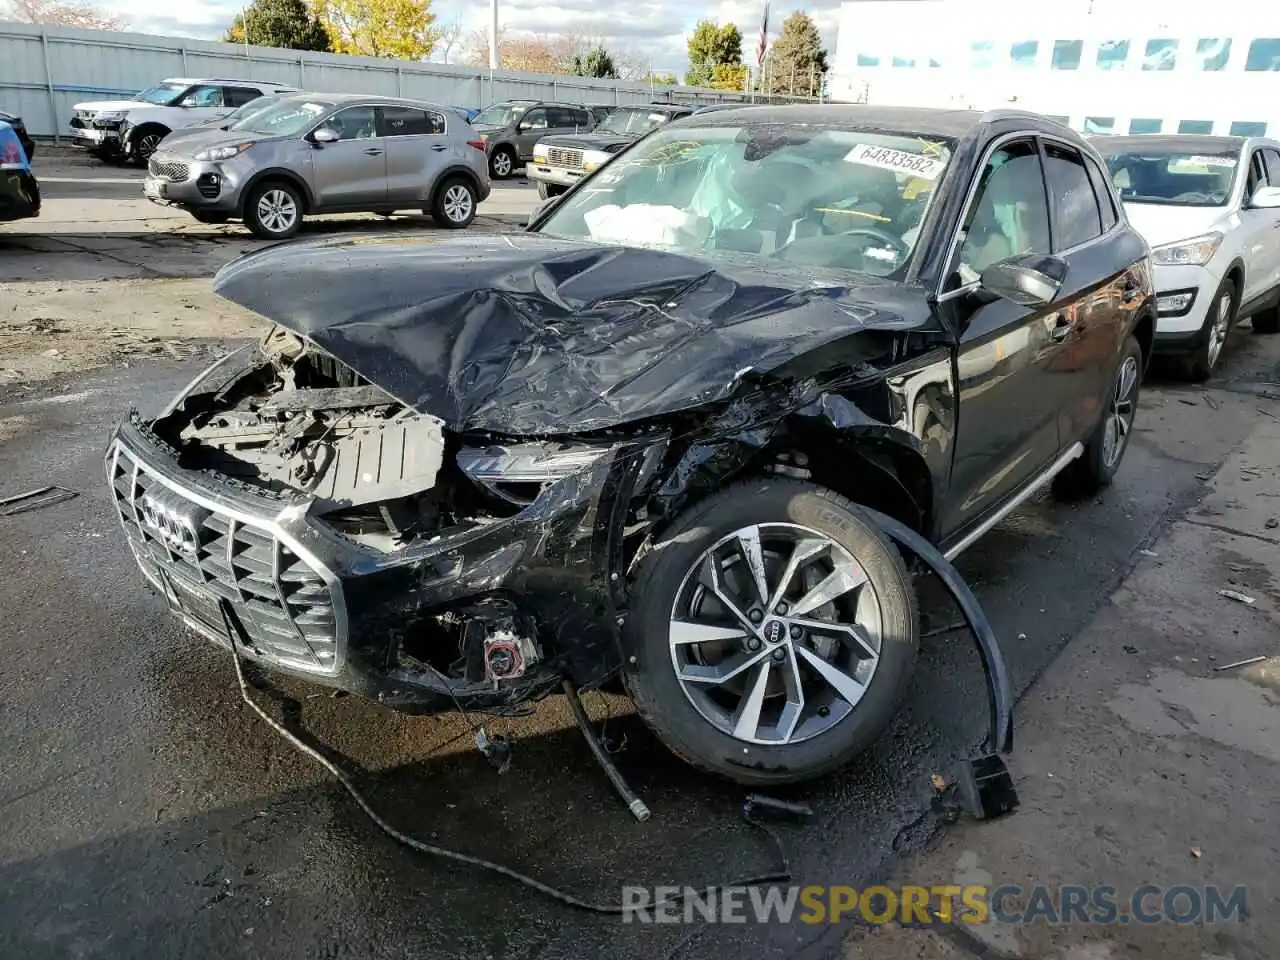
[229, 649, 794, 914]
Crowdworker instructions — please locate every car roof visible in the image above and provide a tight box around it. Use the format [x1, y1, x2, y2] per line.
[1091, 134, 1246, 152]
[160, 77, 294, 88]
[282, 92, 449, 110]
[682, 103, 991, 136]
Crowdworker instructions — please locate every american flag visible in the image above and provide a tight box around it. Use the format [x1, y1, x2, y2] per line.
[756, 2, 769, 66]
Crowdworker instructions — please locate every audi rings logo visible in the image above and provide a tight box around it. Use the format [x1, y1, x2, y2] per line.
[139, 489, 208, 556]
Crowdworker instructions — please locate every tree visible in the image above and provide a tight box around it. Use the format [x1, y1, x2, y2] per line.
[761, 10, 827, 97]
[224, 0, 330, 51]
[313, 0, 437, 60]
[685, 19, 742, 87]
[433, 15, 463, 63]
[6, 0, 126, 30]
[573, 46, 618, 79]
[710, 62, 747, 91]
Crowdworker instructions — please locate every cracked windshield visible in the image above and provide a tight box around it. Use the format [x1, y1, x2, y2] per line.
[537, 123, 952, 276]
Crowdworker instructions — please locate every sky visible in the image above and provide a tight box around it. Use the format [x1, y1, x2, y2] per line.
[97, 0, 842, 75]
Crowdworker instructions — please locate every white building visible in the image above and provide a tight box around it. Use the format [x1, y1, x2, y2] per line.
[828, 0, 1280, 137]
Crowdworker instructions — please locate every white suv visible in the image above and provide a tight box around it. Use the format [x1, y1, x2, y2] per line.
[69, 78, 297, 166]
[1096, 134, 1280, 380]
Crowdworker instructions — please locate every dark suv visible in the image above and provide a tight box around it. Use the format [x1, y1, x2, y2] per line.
[105, 105, 1154, 789]
[470, 99, 599, 179]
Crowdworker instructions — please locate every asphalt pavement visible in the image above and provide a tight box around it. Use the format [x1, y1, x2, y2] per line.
[4, 146, 1280, 959]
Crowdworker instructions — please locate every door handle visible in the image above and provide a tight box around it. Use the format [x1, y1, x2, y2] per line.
[363, 148, 383, 156]
[430, 144, 447, 152]
[1049, 316, 1073, 342]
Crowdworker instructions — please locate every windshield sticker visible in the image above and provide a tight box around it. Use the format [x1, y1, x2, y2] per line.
[1169, 155, 1235, 173]
[845, 143, 946, 179]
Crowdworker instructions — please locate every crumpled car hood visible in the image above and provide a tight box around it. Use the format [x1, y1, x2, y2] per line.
[212, 233, 935, 436]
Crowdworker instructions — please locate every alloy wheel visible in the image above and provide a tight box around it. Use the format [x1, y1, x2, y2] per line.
[256, 189, 298, 235]
[668, 523, 884, 746]
[442, 184, 473, 223]
[136, 133, 162, 161]
[492, 151, 512, 177]
[1205, 292, 1233, 370]
[1101, 354, 1139, 469]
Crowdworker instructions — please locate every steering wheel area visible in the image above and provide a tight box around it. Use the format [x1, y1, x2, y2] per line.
[772, 222, 911, 271]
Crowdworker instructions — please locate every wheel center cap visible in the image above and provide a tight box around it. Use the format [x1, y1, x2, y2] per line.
[763, 619, 786, 644]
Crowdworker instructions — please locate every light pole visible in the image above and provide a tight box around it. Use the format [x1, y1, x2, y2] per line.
[489, 0, 498, 69]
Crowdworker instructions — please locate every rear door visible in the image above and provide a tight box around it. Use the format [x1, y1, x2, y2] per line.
[940, 135, 1068, 540]
[223, 86, 266, 109]
[379, 105, 450, 205]
[309, 104, 387, 208]
[514, 106, 549, 159]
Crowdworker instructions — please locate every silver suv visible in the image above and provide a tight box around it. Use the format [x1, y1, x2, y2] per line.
[142, 93, 491, 239]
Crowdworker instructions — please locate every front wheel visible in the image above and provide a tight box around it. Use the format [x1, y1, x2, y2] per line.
[489, 146, 516, 179]
[129, 128, 166, 167]
[1182, 279, 1237, 381]
[624, 479, 919, 787]
[1053, 334, 1142, 500]
[536, 181, 566, 200]
[243, 180, 303, 240]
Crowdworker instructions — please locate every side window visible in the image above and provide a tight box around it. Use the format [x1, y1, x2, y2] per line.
[956, 138, 1051, 280]
[547, 107, 577, 127]
[520, 107, 549, 131]
[1264, 149, 1280, 186]
[1043, 142, 1103, 249]
[181, 85, 224, 108]
[378, 106, 432, 137]
[1083, 154, 1118, 231]
[1246, 151, 1268, 197]
[576, 108, 592, 127]
[223, 86, 263, 108]
[425, 110, 446, 135]
[325, 105, 378, 141]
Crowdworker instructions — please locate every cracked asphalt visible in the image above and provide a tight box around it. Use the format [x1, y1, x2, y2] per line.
[4, 148, 1280, 960]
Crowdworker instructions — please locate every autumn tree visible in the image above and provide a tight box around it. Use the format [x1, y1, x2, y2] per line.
[6, 0, 125, 30]
[433, 16, 463, 63]
[685, 19, 742, 87]
[761, 10, 827, 97]
[314, 0, 437, 60]
[225, 0, 330, 51]
[573, 46, 618, 79]
[710, 62, 747, 91]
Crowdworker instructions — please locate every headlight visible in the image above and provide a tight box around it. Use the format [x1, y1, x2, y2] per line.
[581, 149, 613, 172]
[533, 143, 549, 160]
[96, 111, 128, 122]
[1150, 232, 1223, 266]
[193, 142, 253, 162]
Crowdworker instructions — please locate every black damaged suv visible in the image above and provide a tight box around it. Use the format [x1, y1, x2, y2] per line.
[106, 105, 1154, 786]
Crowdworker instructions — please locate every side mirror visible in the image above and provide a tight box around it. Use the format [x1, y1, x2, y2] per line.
[311, 127, 340, 144]
[1248, 185, 1280, 209]
[979, 254, 1067, 308]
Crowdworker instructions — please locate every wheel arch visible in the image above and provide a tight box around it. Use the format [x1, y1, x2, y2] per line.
[125, 120, 170, 153]
[426, 164, 482, 204]
[238, 168, 315, 214]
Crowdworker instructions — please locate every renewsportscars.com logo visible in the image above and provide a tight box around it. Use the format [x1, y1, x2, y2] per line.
[620, 884, 1249, 925]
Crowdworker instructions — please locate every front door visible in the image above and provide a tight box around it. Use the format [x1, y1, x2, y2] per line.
[176, 84, 232, 124]
[308, 105, 387, 209]
[1239, 148, 1278, 305]
[514, 106, 549, 159]
[1250, 148, 1280, 300]
[939, 136, 1071, 541]
[379, 105, 450, 205]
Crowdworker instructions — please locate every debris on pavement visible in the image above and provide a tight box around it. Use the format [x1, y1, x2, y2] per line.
[1266, 518, 1278, 530]
[1139, 548, 1159, 557]
[1190, 846, 1203, 858]
[1217, 588, 1257, 606]
[0, 485, 78, 517]
[1202, 393, 1220, 410]
[1213, 655, 1268, 672]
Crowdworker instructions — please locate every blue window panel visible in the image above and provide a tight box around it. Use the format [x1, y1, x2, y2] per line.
[1178, 119, 1214, 134]
[1052, 40, 1082, 69]
[1128, 118, 1162, 134]
[857, 53, 879, 67]
[1143, 39, 1178, 71]
[1245, 39, 1280, 70]
[970, 41, 995, 68]
[928, 58, 941, 68]
[1097, 40, 1130, 69]
[1011, 40, 1038, 67]
[892, 56, 917, 67]
[1196, 38, 1231, 71]
[1084, 117, 1115, 135]
[1229, 121, 1268, 137]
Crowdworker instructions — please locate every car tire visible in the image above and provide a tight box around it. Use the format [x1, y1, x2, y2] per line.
[129, 126, 168, 167]
[1251, 307, 1280, 334]
[243, 180, 304, 240]
[190, 210, 229, 225]
[489, 146, 516, 179]
[536, 182, 566, 200]
[623, 478, 919, 787]
[430, 176, 477, 229]
[1052, 334, 1143, 500]
[1181, 278, 1237, 381]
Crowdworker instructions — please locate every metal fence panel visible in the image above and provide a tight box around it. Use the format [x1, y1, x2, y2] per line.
[0, 21, 817, 138]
